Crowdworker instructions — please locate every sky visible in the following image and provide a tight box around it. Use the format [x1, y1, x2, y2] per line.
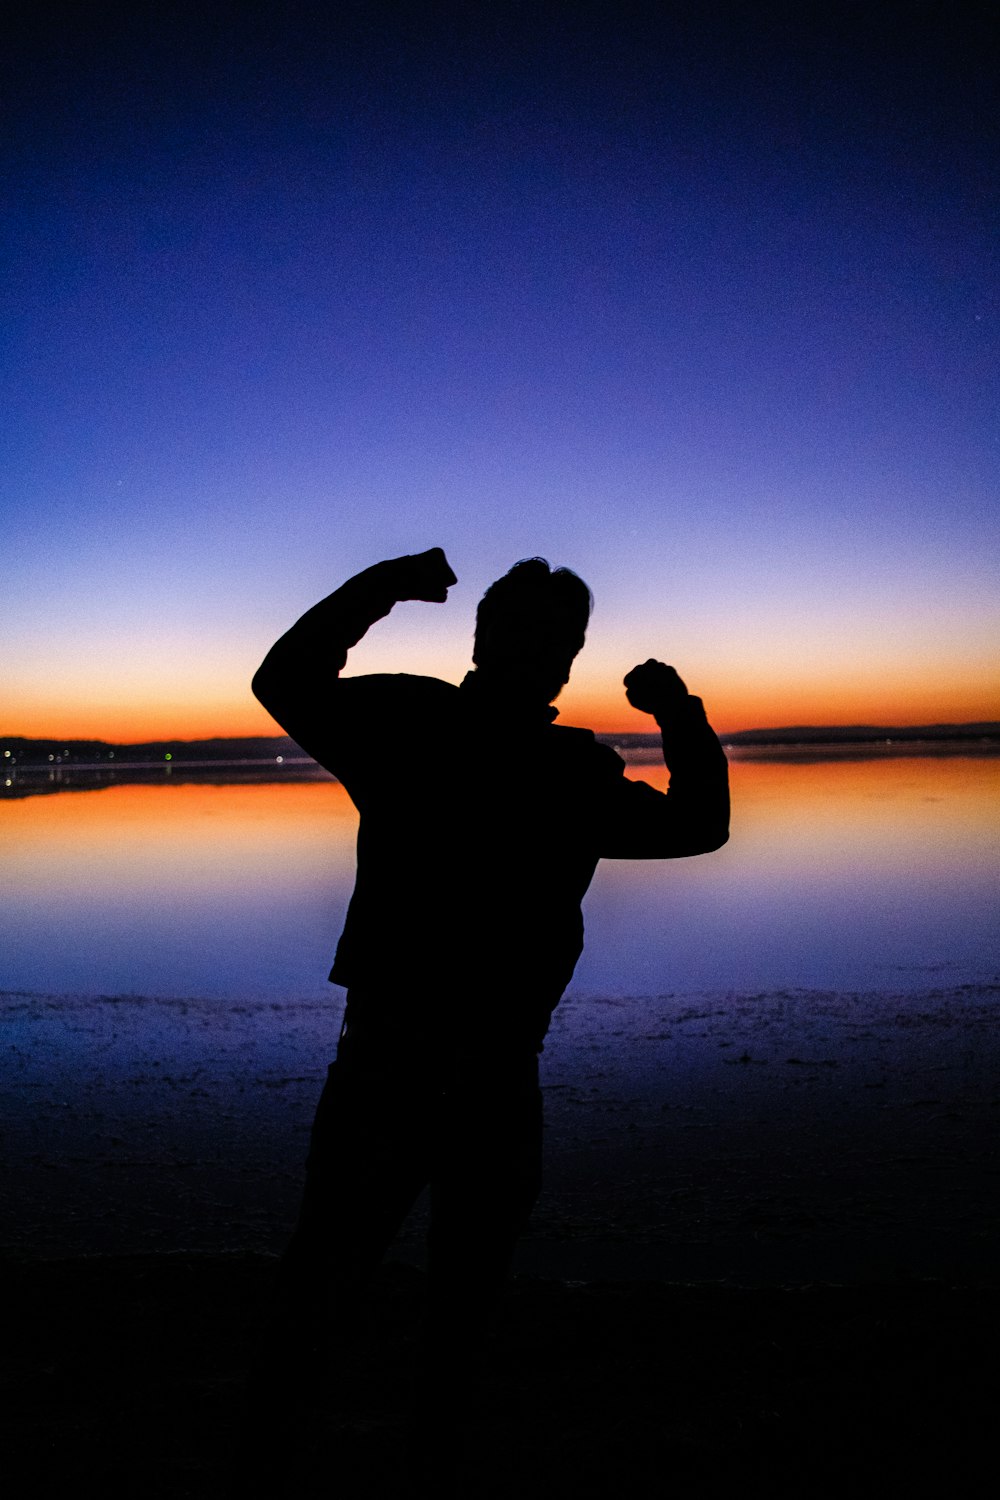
[3, 1, 997, 740]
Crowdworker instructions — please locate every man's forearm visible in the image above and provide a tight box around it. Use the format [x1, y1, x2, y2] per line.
[657, 697, 730, 851]
[251, 548, 456, 739]
[656, 694, 725, 772]
[250, 560, 407, 738]
[254, 562, 399, 692]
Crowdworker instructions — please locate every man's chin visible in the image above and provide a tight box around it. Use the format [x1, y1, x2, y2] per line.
[477, 668, 565, 705]
[512, 670, 566, 703]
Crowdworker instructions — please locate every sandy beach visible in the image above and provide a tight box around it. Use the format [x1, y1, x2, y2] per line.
[4, 982, 999, 1493]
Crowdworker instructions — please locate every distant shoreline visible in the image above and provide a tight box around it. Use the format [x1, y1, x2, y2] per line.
[3, 729, 998, 797]
[3, 721, 999, 768]
[2, 723, 999, 799]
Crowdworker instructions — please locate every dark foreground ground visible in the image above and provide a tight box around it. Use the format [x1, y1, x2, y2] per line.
[5, 984, 999, 1494]
[5, 1252, 997, 1498]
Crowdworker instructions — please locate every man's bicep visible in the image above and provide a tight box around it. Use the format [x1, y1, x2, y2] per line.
[598, 772, 728, 859]
[598, 774, 680, 859]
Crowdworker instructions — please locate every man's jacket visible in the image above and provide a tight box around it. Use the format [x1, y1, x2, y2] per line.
[253, 560, 730, 1051]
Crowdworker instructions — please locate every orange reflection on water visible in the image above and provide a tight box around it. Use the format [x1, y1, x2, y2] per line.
[5, 780, 360, 899]
[5, 756, 997, 1000]
[625, 753, 999, 876]
[9, 758, 997, 884]
[6, 756, 998, 903]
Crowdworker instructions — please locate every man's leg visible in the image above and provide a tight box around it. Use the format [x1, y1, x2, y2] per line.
[423, 1054, 543, 1369]
[276, 1049, 431, 1321]
[233, 1048, 434, 1491]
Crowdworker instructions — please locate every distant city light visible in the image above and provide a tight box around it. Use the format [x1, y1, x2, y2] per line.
[3, 750, 9, 758]
[276, 755, 284, 763]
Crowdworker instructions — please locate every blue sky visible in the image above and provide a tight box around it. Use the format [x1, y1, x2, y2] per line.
[3, 2, 997, 737]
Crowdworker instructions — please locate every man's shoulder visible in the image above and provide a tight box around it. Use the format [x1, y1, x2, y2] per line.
[315, 674, 458, 774]
[548, 723, 625, 773]
[549, 722, 596, 744]
[340, 672, 458, 703]
[332, 674, 460, 743]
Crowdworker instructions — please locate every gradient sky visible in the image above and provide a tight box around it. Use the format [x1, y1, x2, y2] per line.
[4, 2, 997, 739]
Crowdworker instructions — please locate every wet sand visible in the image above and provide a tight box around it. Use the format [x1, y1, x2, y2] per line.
[5, 983, 999, 1281]
[4, 983, 999, 1493]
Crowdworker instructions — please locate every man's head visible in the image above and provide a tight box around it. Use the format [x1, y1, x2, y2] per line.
[472, 558, 593, 704]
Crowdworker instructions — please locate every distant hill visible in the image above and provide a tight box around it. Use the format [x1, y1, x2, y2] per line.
[719, 722, 1000, 747]
[0, 735, 303, 765]
[3, 723, 998, 765]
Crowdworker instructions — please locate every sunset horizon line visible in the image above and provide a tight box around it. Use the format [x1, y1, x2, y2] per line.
[4, 719, 999, 751]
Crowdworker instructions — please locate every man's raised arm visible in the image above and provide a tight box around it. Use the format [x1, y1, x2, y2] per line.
[599, 659, 730, 859]
[251, 547, 456, 758]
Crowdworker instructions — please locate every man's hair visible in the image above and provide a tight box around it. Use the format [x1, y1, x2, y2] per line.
[474, 558, 593, 658]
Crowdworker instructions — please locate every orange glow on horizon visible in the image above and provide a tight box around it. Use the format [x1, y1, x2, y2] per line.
[5, 667, 998, 743]
[1, 702, 281, 745]
[558, 680, 1000, 738]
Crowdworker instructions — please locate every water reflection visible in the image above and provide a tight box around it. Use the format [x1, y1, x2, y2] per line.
[3, 757, 997, 1001]
[580, 754, 998, 996]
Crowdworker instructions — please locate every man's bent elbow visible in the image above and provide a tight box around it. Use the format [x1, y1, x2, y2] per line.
[251, 649, 291, 719]
[704, 799, 731, 851]
[679, 813, 729, 856]
[251, 662, 274, 711]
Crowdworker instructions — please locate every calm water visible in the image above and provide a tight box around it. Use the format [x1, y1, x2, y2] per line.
[3, 755, 998, 1004]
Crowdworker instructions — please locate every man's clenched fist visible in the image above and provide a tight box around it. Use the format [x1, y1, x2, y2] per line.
[390, 547, 458, 603]
[623, 659, 690, 716]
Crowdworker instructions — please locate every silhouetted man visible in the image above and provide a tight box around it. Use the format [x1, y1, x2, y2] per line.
[251, 547, 729, 1385]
